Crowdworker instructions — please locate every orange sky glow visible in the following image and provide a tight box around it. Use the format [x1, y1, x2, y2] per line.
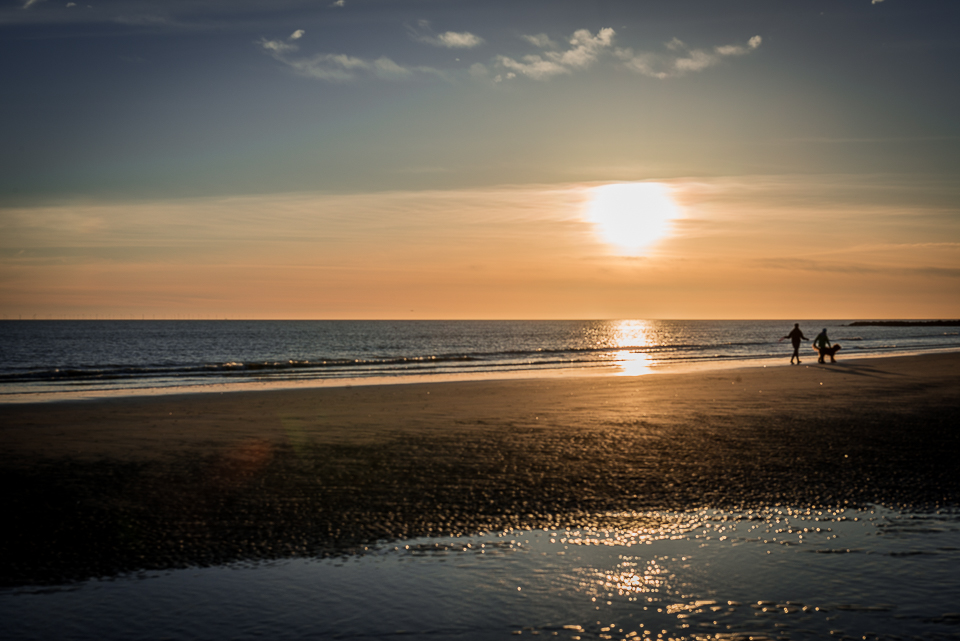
[4, 175, 957, 320]
[2, 2, 958, 320]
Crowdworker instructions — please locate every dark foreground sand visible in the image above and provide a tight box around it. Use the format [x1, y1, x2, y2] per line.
[2, 354, 958, 587]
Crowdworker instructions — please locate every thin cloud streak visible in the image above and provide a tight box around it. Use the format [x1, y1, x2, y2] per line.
[616, 35, 761, 79]
[753, 257, 960, 278]
[771, 135, 960, 144]
[408, 20, 484, 48]
[257, 36, 441, 82]
[521, 33, 558, 49]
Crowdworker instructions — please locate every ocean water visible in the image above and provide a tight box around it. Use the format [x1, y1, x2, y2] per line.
[2, 319, 958, 398]
[3, 324, 959, 639]
[3, 506, 958, 641]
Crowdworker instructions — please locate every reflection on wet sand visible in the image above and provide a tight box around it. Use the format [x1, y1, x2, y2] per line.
[4, 506, 956, 641]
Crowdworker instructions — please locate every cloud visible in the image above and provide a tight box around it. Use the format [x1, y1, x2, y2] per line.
[434, 31, 484, 48]
[409, 21, 484, 49]
[330, 0, 345, 6]
[258, 37, 298, 56]
[257, 36, 438, 82]
[871, 0, 884, 4]
[496, 27, 615, 80]
[369, 56, 416, 80]
[22, 0, 42, 7]
[714, 35, 763, 57]
[521, 33, 557, 49]
[753, 257, 960, 278]
[496, 55, 567, 80]
[259, 24, 760, 86]
[617, 35, 761, 79]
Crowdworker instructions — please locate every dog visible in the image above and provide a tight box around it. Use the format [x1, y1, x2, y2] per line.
[814, 343, 842, 363]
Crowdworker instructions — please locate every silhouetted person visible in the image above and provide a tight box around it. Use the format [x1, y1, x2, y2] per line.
[782, 323, 807, 364]
[813, 328, 831, 364]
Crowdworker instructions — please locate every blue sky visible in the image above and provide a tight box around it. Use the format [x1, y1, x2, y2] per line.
[3, 0, 957, 201]
[1, 0, 958, 318]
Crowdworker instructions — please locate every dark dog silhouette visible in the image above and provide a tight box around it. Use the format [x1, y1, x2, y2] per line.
[814, 343, 842, 363]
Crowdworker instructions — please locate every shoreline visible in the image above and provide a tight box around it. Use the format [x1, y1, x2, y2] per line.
[2, 352, 958, 586]
[3, 347, 958, 405]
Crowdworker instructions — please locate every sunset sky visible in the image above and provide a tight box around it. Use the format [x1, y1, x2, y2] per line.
[1, 0, 958, 319]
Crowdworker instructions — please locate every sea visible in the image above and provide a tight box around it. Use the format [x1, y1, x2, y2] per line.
[2, 319, 959, 400]
[3, 319, 959, 640]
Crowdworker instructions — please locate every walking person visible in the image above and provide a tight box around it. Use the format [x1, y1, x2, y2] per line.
[813, 328, 832, 364]
[781, 323, 807, 365]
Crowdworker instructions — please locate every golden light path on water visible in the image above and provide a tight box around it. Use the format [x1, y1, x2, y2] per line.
[612, 320, 656, 376]
[585, 182, 681, 256]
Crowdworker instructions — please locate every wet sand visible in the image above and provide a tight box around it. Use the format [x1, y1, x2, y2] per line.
[2, 353, 958, 587]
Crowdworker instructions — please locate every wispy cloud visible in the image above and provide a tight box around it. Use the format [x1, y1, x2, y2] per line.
[495, 27, 615, 81]
[617, 35, 761, 79]
[258, 35, 440, 82]
[259, 38, 298, 56]
[521, 33, 558, 49]
[753, 257, 960, 278]
[330, 0, 345, 6]
[434, 31, 484, 48]
[409, 20, 484, 49]
[257, 22, 762, 85]
[22, 0, 42, 7]
[490, 29, 759, 82]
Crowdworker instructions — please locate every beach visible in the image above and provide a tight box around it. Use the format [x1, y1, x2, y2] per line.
[2, 352, 958, 590]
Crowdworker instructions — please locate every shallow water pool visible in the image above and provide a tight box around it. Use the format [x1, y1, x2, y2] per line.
[3, 506, 959, 640]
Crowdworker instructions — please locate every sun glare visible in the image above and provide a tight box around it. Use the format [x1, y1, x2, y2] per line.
[612, 320, 655, 376]
[585, 182, 680, 255]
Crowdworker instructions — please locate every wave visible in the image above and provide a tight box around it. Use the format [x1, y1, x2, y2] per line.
[3, 320, 960, 394]
[0, 343, 753, 381]
[0, 354, 491, 384]
[5, 335, 960, 386]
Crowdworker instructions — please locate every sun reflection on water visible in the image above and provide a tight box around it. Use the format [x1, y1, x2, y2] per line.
[614, 350, 654, 376]
[612, 320, 656, 376]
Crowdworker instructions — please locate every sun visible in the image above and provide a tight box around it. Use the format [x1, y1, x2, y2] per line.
[585, 182, 680, 255]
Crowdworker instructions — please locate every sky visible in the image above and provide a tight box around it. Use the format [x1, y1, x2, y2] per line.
[1, 0, 958, 319]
